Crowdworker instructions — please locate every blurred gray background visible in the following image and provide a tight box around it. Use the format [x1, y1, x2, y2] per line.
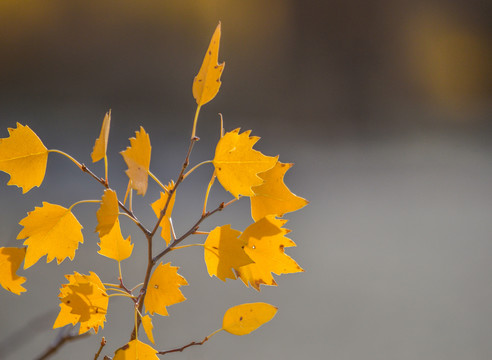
[1, 1, 492, 359]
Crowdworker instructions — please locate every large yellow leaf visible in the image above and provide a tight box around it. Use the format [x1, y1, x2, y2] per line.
[95, 189, 119, 237]
[0, 123, 48, 193]
[121, 127, 151, 196]
[222, 302, 278, 336]
[17, 202, 84, 269]
[150, 181, 175, 246]
[193, 22, 225, 106]
[236, 216, 303, 291]
[141, 314, 155, 344]
[91, 110, 111, 163]
[0, 247, 27, 295]
[213, 129, 277, 198]
[98, 218, 133, 262]
[114, 339, 158, 360]
[53, 271, 108, 334]
[250, 162, 308, 221]
[144, 262, 188, 316]
[204, 225, 253, 281]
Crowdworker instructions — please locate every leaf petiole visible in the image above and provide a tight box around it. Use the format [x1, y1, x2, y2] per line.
[183, 160, 213, 180]
[48, 149, 83, 169]
[191, 104, 201, 139]
[148, 170, 167, 192]
[68, 199, 101, 211]
[169, 244, 204, 251]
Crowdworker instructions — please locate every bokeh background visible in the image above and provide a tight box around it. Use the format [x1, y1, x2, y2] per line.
[1, 1, 492, 359]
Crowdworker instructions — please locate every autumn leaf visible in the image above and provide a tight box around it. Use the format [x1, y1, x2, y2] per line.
[91, 110, 111, 163]
[193, 22, 225, 106]
[96, 189, 119, 237]
[0, 123, 48, 193]
[235, 215, 303, 291]
[0, 247, 27, 295]
[53, 271, 108, 334]
[17, 202, 84, 269]
[114, 339, 158, 360]
[213, 129, 277, 198]
[121, 127, 151, 196]
[144, 262, 188, 316]
[150, 181, 176, 246]
[98, 218, 133, 262]
[250, 162, 308, 221]
[141, 314, 155, 344]
[222, 302, 278, 336]
[204, 225, 253, 281]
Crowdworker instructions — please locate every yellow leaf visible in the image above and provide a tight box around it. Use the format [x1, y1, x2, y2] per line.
[95, 189, 119, 237]
[213, 129, 277, 198]
[0, 247, 27, 295]
[193, 22, 225, 106]
[236, 215, 303, 291]
[0, 123, 48, 193]
[150, 181, 175, 246]
[144, 262, 188, 316]
[121, 127, 151, 196]
[222, 302, 277, 336]
[250, 162, 308, 221]
[98, 218, 133, 262]
[91, 110, 111, 163]
[141, 314, 155, 344]
[17, 202, 84, 269]
[204, 225, 253, 281]
[114, 339, 158, 360]
[53, 271, 108, 334]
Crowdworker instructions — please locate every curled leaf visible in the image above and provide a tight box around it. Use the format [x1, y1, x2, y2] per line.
[95, 189, 119, 237]
[0, 247, 27, 295]
[222, 302, 278, 336]
[141, 314, 155, 344]
[98, 218, 133, 262]
[91, 110, 111, 163]
[150, 181, 176, 246]
[121, 127, 151, 196]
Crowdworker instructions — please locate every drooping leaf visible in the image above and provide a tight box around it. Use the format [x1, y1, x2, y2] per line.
[236, 215, 303, 291]
[95, 189, 119, 237]
[222, 302, 278, 336]
[98, 218, 133, 262]
[204, 225, 253, 281]
[17, 202, 84, 269]
[193, 22, 225, 106]
[213, 129, 277, 198]
[144, 262, 188, 316]
[150, 181, 176, 246]
[91, 110, 111, 163]
[141, 314, 155, 344]
[114, 339, 158, 360]
[53, 271, 108, 334]
[0, 123, 48, 193]
[0, 247, 27, 295]
[121, 127, 151, 196]
[250, 162, 308, 221]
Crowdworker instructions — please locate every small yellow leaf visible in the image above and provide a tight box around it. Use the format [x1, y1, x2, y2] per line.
[213, 129, 278, 198]
[91, 110, 111, 163]
[144, 262, 188, 316]
[17, 202, 84, 269]
[114, 339, 158, 360]
[141, 314, 155, 344]
[98, 218, 133, 262]
[0, 247, 27, 295]
[121, 127, 151, 196]
[251, 162, 308, 221]
[95, 189, 119, 237]
[0, 123, 48, 193]
[193, 22, 225, 106]
[222, 302, 278, 336]
[53, 271, 108, 334]
[204, 225, 253, 281]
[236, 215, 303, 291]
[150, 181, 176, 246]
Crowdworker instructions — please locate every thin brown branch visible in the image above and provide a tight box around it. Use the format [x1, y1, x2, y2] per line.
[94, 337, 106, 360]
[157, 335, 211, 356]
[35, 329, 90, 360]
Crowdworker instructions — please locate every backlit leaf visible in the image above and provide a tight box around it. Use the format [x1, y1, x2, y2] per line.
[222, 302, 277, 336]
[150, 181, 176, 246]
[213, 129, 277, 198]
[193, 22, 225, 106]
[250, 162, 308, 221]
[121, 127, 151, 196]
[114, 339, 158, 360]
[91, 110, 111, 163]
[144, 262, 188, 316]
[53, 271, 108, 334]
[141, 314, 155, 344]
[0, 123, 48, 193]
[98, 218, 133, 262]
[204, 225, 253, 281]
[0, 247, 27, 295]
[236, 215, 303, 291]
[95, 189, 119, 237]
[17, 202, 84, 269]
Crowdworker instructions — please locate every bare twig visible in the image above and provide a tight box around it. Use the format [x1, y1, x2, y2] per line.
[35, 327, 90, 360]
[158, 335, 211, 356]
[94, 337, 106, 360]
